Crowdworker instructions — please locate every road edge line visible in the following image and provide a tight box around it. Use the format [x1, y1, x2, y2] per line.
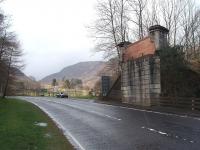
[29, 101, 86, 150]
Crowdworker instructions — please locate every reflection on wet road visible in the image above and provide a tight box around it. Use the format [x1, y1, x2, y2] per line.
[18, 96, 200, 150]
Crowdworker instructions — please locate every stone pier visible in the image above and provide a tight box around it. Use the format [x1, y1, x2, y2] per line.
[121, 55, 161, 106]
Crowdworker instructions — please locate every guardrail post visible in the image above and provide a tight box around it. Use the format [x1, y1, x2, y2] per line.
[192, 99, 194, 111]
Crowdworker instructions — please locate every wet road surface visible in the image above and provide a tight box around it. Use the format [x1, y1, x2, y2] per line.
[18, 96, 200, 150]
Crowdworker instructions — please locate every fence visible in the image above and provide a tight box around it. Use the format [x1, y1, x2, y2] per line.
[65, 89, 89, 97]
[15, 89, 90, 97]
[151, 97, 200, 111]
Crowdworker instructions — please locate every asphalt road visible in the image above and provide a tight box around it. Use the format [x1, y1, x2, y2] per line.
[18, 96, 200, 150]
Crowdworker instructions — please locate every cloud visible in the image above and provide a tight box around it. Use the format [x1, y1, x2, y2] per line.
[2, 0, 103, 79]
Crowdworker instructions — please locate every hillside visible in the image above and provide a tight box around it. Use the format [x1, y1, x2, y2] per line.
[40, 61, 106, 88]
[3, 68, 41, 96]
[13, 68, 40, 90]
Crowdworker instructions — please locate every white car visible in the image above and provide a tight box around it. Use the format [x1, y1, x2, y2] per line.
[56, 92, 68, 98]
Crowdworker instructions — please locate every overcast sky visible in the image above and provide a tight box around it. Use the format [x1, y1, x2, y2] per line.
[2, 0, 103, 80]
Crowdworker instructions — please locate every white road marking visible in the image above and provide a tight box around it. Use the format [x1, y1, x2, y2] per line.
[149, 128, 156, 132]
[64, 103, 122, 121]
[104, 114, 121, 121]
[94, 102, 200, 121]
[141, 126, 195, 144]
[17, 96, 200, 121]
[158, 131, 168, 135]
[53, 101, 122, 121]
[29, 97, 122, 121]
[14, 97, 199, 147]
[29, 101, 86, 150]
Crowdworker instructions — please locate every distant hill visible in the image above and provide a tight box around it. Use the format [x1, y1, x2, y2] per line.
[12, 68, 33, 81]
[5, 68, 41, 95]
[13, 68, 40, 89]
[40, 61, 106, 88]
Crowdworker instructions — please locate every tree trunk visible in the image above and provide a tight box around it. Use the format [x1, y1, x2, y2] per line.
[2, 49, 13, 99]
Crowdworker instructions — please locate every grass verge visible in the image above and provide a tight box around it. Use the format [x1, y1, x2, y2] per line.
[71, 95, 97, 100]
[0, 98, 74, 150]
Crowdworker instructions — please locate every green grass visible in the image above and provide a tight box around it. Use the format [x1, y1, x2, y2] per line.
[0, 98, 74, 150]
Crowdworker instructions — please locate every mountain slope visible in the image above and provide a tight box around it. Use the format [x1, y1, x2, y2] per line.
[14, 68, 40, 89]
[40, 61, 106, 86]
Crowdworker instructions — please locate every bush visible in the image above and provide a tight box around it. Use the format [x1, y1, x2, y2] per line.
[160, 46, 200, 97]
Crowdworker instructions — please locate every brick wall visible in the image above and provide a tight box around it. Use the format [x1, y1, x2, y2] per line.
[124, 37, 156, 61]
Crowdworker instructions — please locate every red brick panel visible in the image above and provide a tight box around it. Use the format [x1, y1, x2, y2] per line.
[124, 37, 156, 61]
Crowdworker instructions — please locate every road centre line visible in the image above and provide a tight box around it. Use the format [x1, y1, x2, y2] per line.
[141, 126, 195, 144]
[95, 102, 200, 121]
[56, 101, 122, 121]
[26, 97, 200, 121]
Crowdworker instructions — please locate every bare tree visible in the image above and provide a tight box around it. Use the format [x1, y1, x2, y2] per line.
[63, 79, 71, 89]
[90, 0, 130, 67]
[1, 34, 22, 98]
[128, 0, 147, 39]
[143, 0, 160, 30]
[158, 0, 187, 46]
[159, 0, 174, 44]
[0, 10, 23, 98]
[91, 0, 200, 63]
[178, 0, 200, 59]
